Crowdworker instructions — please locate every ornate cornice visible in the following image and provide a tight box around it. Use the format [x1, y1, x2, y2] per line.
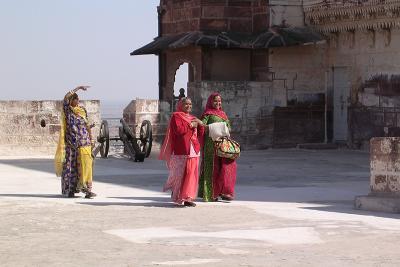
[304, 0, 400, 33]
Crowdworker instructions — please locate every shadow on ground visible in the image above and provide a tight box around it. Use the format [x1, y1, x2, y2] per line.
[301, 203, 400, 220]
[77, 201, 180, 208]
[0, 150, 383, 218]
[0, 193, 62, 199]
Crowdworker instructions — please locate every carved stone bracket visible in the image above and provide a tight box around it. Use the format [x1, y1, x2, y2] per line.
[305, 0, 400, 33]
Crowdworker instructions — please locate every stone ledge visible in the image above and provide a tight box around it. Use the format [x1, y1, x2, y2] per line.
[297, 143, 338, 150]
[354, 195, 400, 213]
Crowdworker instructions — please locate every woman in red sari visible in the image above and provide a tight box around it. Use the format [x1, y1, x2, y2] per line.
[199, 93, 237, 202]
[160, 97, 204, 207]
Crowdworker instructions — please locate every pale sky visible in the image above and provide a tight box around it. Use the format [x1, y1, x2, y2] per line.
[0, 0, 185, 103]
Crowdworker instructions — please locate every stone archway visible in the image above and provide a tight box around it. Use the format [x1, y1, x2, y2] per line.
[169, 60, 195, 111]
[165, 58, 197, 107]
[162, 47, 202, 110]
[173, 63, 189, 98]
[173, 61, 195, 94]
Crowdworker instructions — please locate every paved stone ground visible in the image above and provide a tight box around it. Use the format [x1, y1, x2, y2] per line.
[1, 149, 400, 267]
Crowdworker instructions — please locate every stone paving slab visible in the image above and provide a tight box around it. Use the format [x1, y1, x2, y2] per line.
[1, 149, 400, 266]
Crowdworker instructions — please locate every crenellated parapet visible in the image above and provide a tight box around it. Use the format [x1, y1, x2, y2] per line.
[304, 0, 400, 33]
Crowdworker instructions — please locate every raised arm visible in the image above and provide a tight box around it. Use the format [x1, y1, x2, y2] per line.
[63, 85, 90, 103]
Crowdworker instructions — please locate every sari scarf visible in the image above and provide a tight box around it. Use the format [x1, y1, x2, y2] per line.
[54, 110, 66, 177]
[201, 92, 228, 121]
[159, 99, 200, 204]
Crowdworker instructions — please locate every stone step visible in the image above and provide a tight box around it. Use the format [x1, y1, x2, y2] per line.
[355, 195, 400, 214]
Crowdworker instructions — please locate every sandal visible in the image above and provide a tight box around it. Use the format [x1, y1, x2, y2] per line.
[183, 201, 196, 207]
[220, 194, 234, 201]
[85, 192, 97, 199]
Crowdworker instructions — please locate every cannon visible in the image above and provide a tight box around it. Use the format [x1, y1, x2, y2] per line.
[93, 119, 152, 162]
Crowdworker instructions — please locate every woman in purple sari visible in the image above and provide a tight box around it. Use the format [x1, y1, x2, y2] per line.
[55, 86, 96, 198]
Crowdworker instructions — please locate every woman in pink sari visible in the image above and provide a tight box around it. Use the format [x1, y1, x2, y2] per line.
[160, 97, 204, 207]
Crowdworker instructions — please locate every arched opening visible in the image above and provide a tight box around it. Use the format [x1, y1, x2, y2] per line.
[173, 62, 193, 98]
[172, 62, 194, 110]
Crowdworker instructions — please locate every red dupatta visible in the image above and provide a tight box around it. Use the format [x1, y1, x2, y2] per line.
[159, 99, 196, 165]
[201, 92, 228, 121]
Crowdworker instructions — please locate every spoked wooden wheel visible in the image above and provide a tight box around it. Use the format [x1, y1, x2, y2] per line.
[139, 120, 153, 158]
[120, 119, 145, 162]
[98, 120, 109, 158]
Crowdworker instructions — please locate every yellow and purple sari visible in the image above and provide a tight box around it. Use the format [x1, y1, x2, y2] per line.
[54, 93, 93, 196]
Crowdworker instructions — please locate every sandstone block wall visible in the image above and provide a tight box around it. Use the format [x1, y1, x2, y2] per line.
[274, 107, 325, 145]
[163, 46, 203, 102]
[160, 0, 269, 35]
[121, 88, 324, 150]
[0, 100, 101, 156]
[269, 24, 400, 147]
[269, 44, 327, 95]
[123, 99, 169, 149]
[162, 46, 270, 102]
[158, 1, 271, 102]
[350, 107, 400, 149]
[370, 137, 400, 196]
[188, 80, 324, 148]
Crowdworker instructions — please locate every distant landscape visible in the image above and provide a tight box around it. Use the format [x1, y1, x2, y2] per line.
[100, 100, 129, 119]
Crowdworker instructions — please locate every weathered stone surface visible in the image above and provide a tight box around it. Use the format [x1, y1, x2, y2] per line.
[123, 99, 167, 148]
[160, 0, 268, 35]
[225, 7, 252, 18]
[149, 1, 400, 151]
[202, 6, 225, 18]
[355, 195, 400, 213]
[229, 19, 252, 32]
[0, 100, 100, 156]
[355, 137, 400, 213]
[200, 18, 228, 30]
[49, 125, 61, 135]
[187, 80, 324, 148]
[369, 137, 400, 194]
[274, 107, 325, 145]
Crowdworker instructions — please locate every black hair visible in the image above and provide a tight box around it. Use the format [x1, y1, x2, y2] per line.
[70, 93, 79, 101]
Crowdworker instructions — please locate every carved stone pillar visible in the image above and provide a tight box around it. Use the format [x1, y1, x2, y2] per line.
[355, 137, 400, 213]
